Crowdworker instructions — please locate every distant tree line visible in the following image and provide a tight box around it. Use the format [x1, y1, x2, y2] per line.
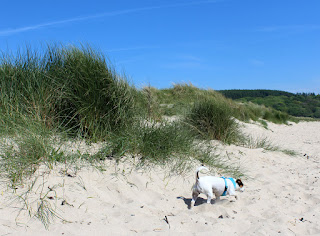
[219, 89, 320, 118]
[219, 89, 295, 99]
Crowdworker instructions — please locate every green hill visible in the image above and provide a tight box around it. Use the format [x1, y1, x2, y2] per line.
[219, 90, 320, 118]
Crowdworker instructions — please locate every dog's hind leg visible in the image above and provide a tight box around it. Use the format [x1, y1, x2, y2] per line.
[191, 191, 199, 206]
[206, 192, 213, 204]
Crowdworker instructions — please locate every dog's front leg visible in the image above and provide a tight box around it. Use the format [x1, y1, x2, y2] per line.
[206, 192, 213, 204]
[229, 189, 238, 200]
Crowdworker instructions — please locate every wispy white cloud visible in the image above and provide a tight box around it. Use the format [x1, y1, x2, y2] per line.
[0, 0, 221, 36]
[0, 17, 89, 36]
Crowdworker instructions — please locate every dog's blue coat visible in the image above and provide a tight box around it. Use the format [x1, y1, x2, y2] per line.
[221, 177, 236, 196]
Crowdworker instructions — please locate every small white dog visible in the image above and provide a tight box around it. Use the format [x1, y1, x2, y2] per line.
[191, 166, 244, 207]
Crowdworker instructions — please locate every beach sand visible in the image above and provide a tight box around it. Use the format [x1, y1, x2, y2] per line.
[1, 121, 319, 235]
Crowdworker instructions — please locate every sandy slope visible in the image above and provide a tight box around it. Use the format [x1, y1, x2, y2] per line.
[1, 121, 320, 235]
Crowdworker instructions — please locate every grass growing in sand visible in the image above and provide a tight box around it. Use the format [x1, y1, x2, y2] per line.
[0, 44, 137, 139]
[141, 83, 293, 124]
[185, 98, 240, 144]
[240, 136, 298, 156]
[0, 44, 296, 228]
[0, 44, 248, 181]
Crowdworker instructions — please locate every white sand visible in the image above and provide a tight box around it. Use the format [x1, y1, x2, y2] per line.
[1, 121, 320, 235]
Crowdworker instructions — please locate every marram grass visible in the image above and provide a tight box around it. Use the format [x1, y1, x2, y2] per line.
[0, 44, 137, 140]
[0, 44, 298, 228]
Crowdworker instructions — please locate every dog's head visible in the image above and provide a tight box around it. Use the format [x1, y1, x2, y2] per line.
[236, 179, 244, 192]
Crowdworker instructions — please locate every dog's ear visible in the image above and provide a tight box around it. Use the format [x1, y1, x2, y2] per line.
[236, 179, 244, 187]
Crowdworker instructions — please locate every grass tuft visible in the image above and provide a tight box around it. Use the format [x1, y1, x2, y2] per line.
[108, 121, 194, 164]
[185, 98, 242, 144]
[0, 44, 137, 141]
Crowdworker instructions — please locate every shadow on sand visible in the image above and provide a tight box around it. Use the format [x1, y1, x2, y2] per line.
[177, 196, 218, 209]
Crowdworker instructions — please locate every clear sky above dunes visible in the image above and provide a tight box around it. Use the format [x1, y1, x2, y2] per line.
[1, 0, 319, 93]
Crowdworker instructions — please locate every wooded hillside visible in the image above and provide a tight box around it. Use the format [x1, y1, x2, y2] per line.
[219, 90, 320, 118]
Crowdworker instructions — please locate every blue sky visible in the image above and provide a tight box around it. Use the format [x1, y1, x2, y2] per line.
[1, 0, 320, 93]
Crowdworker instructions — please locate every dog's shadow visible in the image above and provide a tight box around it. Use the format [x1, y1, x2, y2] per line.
[177, 196, 221, 209]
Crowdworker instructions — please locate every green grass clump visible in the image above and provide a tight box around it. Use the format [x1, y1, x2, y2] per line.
[0, 44, 137, 141]
[137, 122, 194, 163]
[108, 121, 194, 164]
[262, 109, 289, 124]
[139, 85, 163, 120]
[45, 45, 137, 139]
[185, 98, 241, 144]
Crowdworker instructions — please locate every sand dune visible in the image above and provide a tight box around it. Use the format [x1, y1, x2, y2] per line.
[1, 121, 319, 235]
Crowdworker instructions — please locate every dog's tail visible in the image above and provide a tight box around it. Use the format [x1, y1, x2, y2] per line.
[196, 166, 209, 181]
